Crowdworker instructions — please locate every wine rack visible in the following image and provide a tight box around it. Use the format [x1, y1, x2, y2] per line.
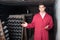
[0, 20, 6, 40]
[2, 21, 10, 40]
[7, 15, 25, 40]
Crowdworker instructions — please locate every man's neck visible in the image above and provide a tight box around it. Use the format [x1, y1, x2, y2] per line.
[40, 11, 46, 15]
[39, 11, 46, 19]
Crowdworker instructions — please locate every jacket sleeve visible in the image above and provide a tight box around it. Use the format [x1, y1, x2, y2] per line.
[48, 16, 54, 30]
[26, 15, 35, 28]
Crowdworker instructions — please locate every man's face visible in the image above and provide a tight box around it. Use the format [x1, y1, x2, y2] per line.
[39, 5, 46, 12]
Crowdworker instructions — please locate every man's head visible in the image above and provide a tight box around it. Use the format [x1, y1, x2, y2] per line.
[38, 3, 46, 12]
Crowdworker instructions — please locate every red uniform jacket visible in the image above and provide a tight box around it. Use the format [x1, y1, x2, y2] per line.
[27, 12, 53, 40]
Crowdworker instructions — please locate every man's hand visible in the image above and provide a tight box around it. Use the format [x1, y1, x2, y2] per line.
[45, 25, 49, 29]
[21, 22, 28, 27]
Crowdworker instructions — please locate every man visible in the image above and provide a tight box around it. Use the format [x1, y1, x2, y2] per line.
[21, 3, 53, 40]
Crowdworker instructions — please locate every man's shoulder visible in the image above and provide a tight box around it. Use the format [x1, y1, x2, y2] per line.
[32, 13, 39, 18]
[46, 13, 52, 18]
[34, 13, 39, 16]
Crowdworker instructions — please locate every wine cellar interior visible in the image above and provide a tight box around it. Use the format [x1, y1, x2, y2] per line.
[0, 0, 57, 40]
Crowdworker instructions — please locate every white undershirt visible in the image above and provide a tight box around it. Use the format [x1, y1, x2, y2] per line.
[40, 12, 46, 19]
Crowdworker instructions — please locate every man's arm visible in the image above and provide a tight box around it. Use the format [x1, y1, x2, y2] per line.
[45, 16, 54, 30]
[21, 15, 35, 28]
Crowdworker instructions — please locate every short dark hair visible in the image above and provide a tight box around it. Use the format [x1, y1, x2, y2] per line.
[38, 3, 46, 7]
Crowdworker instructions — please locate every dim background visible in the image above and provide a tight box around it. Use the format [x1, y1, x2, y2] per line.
[0, 0, 57, 40]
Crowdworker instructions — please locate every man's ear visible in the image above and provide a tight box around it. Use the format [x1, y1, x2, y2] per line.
[45, 7, 46, 9]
